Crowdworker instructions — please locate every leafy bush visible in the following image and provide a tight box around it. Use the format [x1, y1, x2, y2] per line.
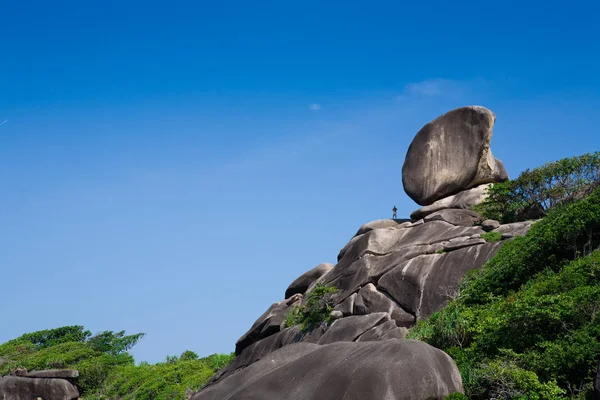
[0, 326, 234, 400]
[411, 188, 600, 399]
[285, 284, 338, 333]
[444, 393, 469, 400]
[474, 152, 600, 223]
[480, 231, 502, 243]
[464, 186, 600, 303]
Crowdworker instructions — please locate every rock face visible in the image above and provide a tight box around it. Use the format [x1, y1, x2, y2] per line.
[0, 376, 79, 400]
[402, 106, 508, 206]
[194, 340, 462, 400]
[195, 107, 529, 399]
[285, 263, 334, 299]
[410, 184, 492, 220]
[198, 209, 534, 398]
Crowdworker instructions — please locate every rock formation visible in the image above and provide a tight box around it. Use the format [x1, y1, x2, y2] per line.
[199, 107, 528, 399]
[194, 340, 462, 400]
[0, 369, 79, 400]
[402, 106, 508, 206]
[191, 107, 530, 399]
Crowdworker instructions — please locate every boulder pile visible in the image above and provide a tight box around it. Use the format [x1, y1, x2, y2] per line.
[0, 369, 80, 400]
[193, 107, 531, 399]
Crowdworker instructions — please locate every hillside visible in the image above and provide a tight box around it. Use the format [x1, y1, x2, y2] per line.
[2, 106, 599, 400]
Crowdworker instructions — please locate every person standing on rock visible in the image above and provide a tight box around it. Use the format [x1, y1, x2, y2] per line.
[392, 206, 397, 219]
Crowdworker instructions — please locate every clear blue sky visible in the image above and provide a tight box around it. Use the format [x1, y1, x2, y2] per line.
[1, 0, 599, 363]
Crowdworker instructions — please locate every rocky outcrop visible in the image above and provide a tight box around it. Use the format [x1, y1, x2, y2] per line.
[285, 263, 334, 299]
[0, 376, 79, 400]
[410, 184, 491, 219]
[195, 107, 530, 399]
[194, 340, 462, 400]
[201, 209, 533, 396]
[235, 294, 303, 355]
[403, 106, 508, 206]
[424, 209, 483, 227]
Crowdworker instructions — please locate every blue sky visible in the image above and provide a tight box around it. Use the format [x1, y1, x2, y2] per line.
[1, 0, 599, 363]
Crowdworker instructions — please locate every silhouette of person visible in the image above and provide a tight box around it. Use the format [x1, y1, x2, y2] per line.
[392, 206, 397, 219]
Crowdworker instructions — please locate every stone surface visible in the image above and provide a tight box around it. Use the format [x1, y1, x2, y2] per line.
[355, 320, 408, 342]
[424, 209, 483, 226]
[330, 310, 343, 319]
[212, 327, 303, 385]
[402, 106, 508, 206]
[443, 237, 486, 252]
[494, 220, 534, 237]
[194, 340, 463, 400]
[355, 284, 415, 327]
[235, 300, 294, 355]
[317, 312, 391, 345]
[354, 219, 411, 236]
[337, 220, 484, 268]
[332, 293, 356, 316]
[411, 184, 492, 220]
[481, 219, 500, 231]
[0, 376, 79, 400]
[379, 242, 503, 319]
[25, 369, 79, 379]
[200, 342, 321, 395]
[285, 263, 334, 299]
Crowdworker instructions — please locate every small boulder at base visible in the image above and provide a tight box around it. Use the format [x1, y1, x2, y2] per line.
[25, 369, 79, 379]
[0, 376, 79, 400]
[403, 106, 508, 206]
[285, 263, 334, 299]
[193, 339, 463, 400]
[481, 219, 500, 231]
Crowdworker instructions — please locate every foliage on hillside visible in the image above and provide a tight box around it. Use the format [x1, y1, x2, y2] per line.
[285, 283, 339, 333]
[411, 186, 600, 399]
[0, 326, 233, 399]
[474, 152, 600, 223]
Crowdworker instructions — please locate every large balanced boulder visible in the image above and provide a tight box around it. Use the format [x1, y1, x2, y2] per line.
[402, 106, 508, 206]
[194, 339, 463, 400]
[0, 376, 79, 400]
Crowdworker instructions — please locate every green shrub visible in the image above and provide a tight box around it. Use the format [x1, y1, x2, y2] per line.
[474, 151, 600, 223]
[464, 186, 600, 303]
[480, 231, 502, 243]
[97, 354, 234, 400]
[411, 187, 600, 399]
[444, 393, 469, 400]
[285, 284, 339, 333]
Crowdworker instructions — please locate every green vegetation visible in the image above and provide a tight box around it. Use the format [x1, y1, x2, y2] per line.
[473, 152, 600, 223]
[480, 231, 502, 243]
[410, 186, 600, 399]
[285, 283, 339, 333]
[0, 326, 234, 399]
